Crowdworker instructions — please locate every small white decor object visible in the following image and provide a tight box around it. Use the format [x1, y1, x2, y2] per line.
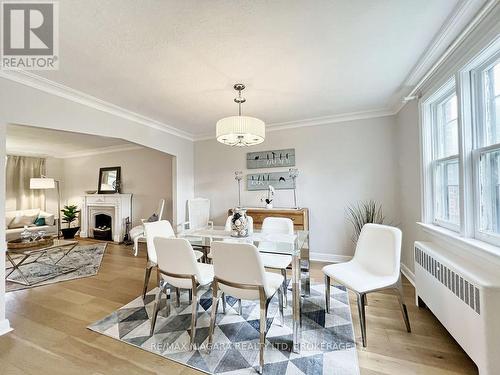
[229, 208, 249, 237]
[261, 185, 275, 209]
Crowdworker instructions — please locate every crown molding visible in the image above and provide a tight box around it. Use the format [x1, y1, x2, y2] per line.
[193, 107, 397, 141]
[7, 143, 144, 159]
[0, 70, 194, 141]
[60, 143, 144, 158]
[391, 0, 496, 114]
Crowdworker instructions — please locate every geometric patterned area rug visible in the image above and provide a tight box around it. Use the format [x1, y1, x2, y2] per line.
[6, 243, 107, 292]
[88, 282, 360, 374]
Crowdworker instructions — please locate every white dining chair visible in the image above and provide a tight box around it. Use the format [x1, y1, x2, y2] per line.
[208, 241, 284, 374]
[132, 198, 165, 256]
[142, 220, 203, 299]
[259, 217, 294, 307]
[323, 223, 411, 347]
[150, 238, 214, 349]
[179, 198, 214, 231]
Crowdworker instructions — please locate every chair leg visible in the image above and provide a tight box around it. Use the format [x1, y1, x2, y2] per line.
[281, 268, 288, 308]
[221, 292, 226, 314]
[258, 296, 267, 374]
[150, 287, 162, 335]
[190, 288, 199, 350]
[357, 292, 367, 347]
[324, 275, 331, 314]
[277, 286, 284, 326]
[175, 287, 181, 307]
[163, 285, 171, 317]
[188, 289, 193, 304]
[208, 281, 220, 352]
[142, 265, 153, 300]
[238, 299, 242, 315]
[396, 278, 411, 333]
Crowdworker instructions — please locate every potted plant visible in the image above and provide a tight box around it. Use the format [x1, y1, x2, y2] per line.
[61, 204, 80, 239]
[346, 200, 387, 244]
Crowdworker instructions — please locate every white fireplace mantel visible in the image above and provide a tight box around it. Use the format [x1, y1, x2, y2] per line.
[80, 194, 132, 243]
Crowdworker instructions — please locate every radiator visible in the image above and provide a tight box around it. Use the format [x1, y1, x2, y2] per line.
[414, 241, 500, 375]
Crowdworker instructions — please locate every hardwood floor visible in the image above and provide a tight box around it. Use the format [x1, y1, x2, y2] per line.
[0, 239, 478, 374]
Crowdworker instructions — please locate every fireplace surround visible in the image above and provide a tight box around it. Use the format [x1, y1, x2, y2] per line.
[80, 194, 132, 243]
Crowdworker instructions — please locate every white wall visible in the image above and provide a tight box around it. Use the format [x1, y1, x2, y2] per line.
[395, 101, 427, 275]
[195, 116, 400, 261]
[60, 147, 173, 227]
[0, 124, 11, 335]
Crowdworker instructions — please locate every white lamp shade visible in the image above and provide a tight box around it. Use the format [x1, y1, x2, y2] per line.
[216, 116, 265, 146]
[30, 177, 56, 189]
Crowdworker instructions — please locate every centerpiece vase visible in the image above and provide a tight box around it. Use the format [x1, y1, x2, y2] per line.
[230, 208, 249, 237]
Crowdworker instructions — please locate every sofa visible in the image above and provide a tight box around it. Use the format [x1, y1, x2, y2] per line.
[5, 208, 57, 241]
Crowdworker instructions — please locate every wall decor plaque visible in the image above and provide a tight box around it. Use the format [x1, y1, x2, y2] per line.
[247, 148, 295, 169]
[247, 171, 295, 191]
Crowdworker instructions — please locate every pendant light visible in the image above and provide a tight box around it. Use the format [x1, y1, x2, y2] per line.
[216, 84, 265, 146]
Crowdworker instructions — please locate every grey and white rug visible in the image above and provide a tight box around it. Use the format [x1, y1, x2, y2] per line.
[88, 283, 360, 374]
[6, 243, 107, 292]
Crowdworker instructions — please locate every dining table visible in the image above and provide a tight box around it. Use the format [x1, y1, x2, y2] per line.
[177, 226, 310, 353]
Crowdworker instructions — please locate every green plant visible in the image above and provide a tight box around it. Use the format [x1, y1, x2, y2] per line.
[346, 200, 386, 243]
[61, 205, 80, 228]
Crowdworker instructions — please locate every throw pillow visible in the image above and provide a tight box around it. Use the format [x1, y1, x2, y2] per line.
[38, 211, 55, 226]
[34, 217, 46, 226]
[5, 211, 17, 229]
[9, 210, 40, 229]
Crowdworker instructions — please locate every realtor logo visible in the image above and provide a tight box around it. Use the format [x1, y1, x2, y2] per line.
[1, 1, 59, 70]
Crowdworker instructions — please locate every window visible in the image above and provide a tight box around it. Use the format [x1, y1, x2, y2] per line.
[428, 88, 460, 230]
[421, 44, 500, 247]
[474, 58, 500, 243]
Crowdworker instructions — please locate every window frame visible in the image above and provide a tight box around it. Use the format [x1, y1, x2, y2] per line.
[471, 51, 500, 246]
[421, 41, 500, 248]
[422, 80, 461, 232]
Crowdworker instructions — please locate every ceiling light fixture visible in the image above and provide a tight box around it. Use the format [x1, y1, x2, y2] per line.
[216, 84, 265, 146]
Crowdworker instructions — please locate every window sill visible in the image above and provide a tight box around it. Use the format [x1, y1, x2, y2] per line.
[417, 222, 500, 260]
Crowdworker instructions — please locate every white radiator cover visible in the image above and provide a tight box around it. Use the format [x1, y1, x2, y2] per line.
[414, 241, 500, 375]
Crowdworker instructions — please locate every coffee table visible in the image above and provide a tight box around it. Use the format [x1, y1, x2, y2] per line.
[6, 239, 79, 286]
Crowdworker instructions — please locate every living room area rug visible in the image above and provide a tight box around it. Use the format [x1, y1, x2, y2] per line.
[88, 283, 360, 374]
[6, 243, 107, 292]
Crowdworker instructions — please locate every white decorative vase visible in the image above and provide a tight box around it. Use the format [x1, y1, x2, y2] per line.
[266, 203, 273, 209]
[230, 208, 249, 237]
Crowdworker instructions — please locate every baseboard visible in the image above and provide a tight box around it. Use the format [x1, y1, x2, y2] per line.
[0, 319, 12, 336]
[401, 263, 415, 286]
[310, 252, 352, 263]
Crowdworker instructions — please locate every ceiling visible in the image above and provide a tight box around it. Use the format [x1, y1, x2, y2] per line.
[6, 124, 136, 158]
[33, 0, 462, 137]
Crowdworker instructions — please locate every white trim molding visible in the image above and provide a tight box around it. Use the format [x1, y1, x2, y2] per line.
[0, 70, 194, 141]
[0, 319, 12, 336]
[392, 0, 498, 114]
[400, 263, 415, 286]
[194, 108, 396, 141]
[310, 252, 352, 263]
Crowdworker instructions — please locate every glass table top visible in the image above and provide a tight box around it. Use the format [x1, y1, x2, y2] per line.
[177, 226, 309, 256]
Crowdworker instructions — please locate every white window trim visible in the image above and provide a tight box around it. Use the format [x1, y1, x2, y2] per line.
[420, 37, 500, 250]
[421, 78, 460, 232]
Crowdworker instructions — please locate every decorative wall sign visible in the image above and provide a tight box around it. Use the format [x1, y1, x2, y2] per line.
[247, 172, 295, 191]
[247, 148, 295, 169]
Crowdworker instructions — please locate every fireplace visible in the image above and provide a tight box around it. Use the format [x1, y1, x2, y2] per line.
[80, 194, 132, 243]
[94, 213, 112, 241]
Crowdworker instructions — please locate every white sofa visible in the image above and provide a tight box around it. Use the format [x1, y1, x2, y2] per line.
[5, 209, 57, 242]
